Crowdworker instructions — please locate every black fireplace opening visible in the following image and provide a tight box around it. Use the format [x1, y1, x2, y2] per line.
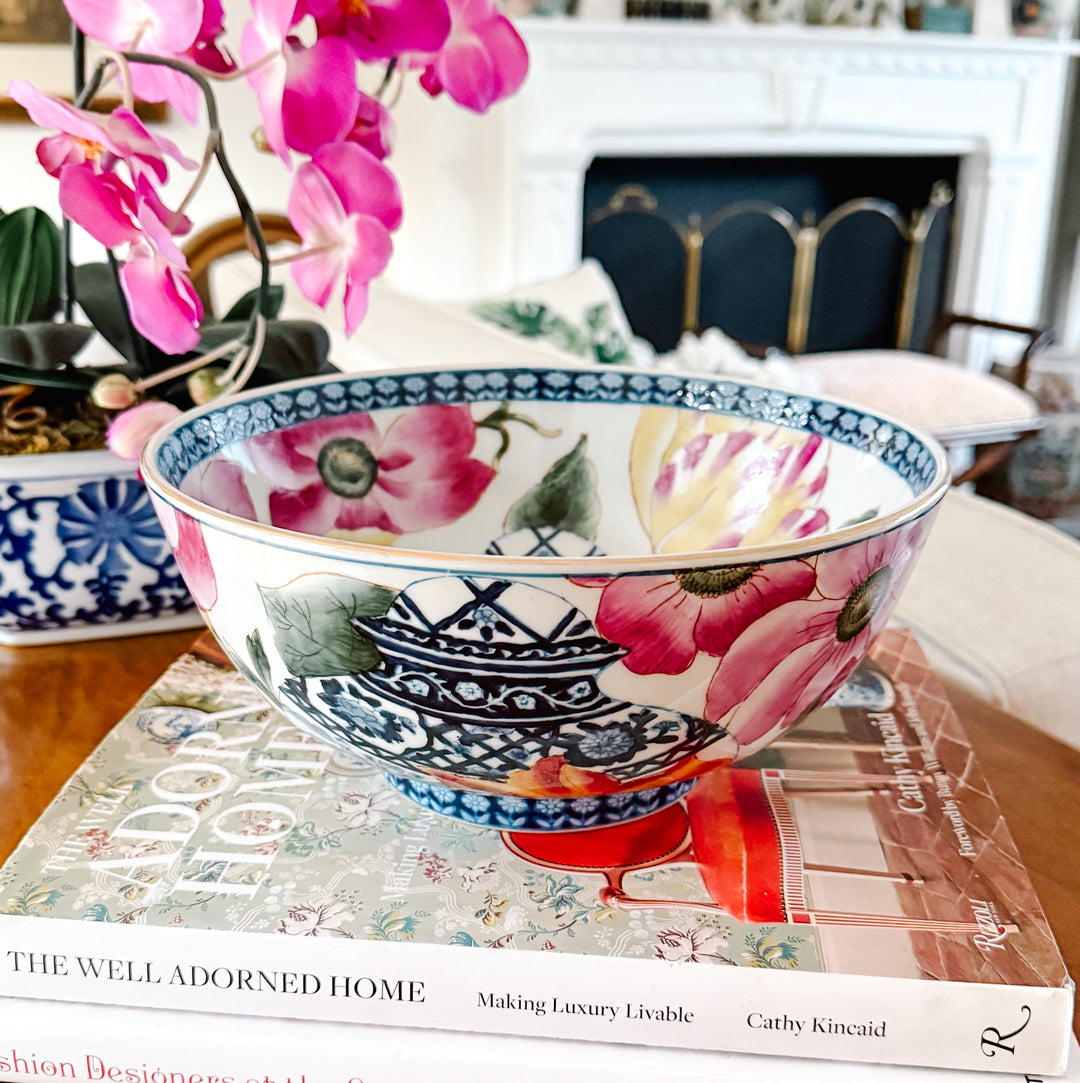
[582, 154, 961, 356]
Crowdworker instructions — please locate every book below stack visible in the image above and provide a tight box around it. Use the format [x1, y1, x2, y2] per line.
[0, 628, 1073, 1076]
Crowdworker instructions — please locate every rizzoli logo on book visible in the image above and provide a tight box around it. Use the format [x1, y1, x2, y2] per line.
[971, 899, 1011, 952]
[981, 1004, 1032, 1058]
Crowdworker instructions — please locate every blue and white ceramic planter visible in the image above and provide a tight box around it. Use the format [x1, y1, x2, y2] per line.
[0, 448, 203, 645]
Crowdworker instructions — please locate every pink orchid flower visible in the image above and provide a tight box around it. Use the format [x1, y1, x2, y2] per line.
[702, 519, 932, 755]
[287, 141, 402, 335]
[245, 405, 496, 539]
[303, 0, 451, 64]
[345, 92, 397, 161]
[107, 400, 183, 461]
[60, 165, 202, 354]
[186, 0, 236, 75]
[120, 235, 204, 355]
[414, 0, 528, 114]
[8, 80, 196, 182]
[62, 0, 208, 121]
[240, 0, 359, 163]
[572, 560, 816, 676]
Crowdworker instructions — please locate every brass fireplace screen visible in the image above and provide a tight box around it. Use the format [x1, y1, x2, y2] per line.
[583, 180, 954, 355]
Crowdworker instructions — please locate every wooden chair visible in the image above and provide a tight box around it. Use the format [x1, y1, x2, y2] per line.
[795, 312, 1049, 486]
[182, 213, 300, 316]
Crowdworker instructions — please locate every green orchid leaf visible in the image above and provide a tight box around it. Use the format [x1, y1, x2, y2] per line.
[73, 262, 166, 371]
[186, 319, 333, 399]
[0, 323, 99, 390]
[118, 318, 333, 409]
[222, 284, 285, 324]
[220, 319, 334, 386]
[0, 207, 62, 325]
[505, 434, 600, 540]
[260, 575, 397, 678]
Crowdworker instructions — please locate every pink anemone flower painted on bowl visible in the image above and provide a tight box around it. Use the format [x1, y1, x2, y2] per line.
[702, 519, 931, 756]
[155, 503, 219, 612]
[245, 405, 497, 541]
[571, 560, 817, 677]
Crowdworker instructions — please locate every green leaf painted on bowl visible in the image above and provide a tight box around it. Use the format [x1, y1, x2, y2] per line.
[260, 575, 397, 678]
[246, 628, 273, 688]
[0, 207, 61, 326]
[505, 434, 600, 540]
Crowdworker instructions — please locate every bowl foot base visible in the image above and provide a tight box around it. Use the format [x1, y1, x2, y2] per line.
[383, 772, 696, 832]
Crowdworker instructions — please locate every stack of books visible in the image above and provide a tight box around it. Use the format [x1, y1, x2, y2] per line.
[0, 628, 1075, 1082]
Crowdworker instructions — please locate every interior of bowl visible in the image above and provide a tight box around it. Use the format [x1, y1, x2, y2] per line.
[150, 366, 945, 560]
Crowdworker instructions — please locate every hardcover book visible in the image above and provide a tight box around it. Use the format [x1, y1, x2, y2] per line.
[1, 994, 1078, 1083]
[0, 628, 1073, 1075]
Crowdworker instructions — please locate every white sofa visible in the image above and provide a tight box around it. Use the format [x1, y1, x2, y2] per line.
[893, 485, 1080, 749]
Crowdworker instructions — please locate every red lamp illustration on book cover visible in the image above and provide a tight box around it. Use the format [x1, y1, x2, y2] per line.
[504, 660, 1015, 939]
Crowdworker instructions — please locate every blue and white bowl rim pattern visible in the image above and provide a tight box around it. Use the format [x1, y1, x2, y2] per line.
[142, 363, 951, 576]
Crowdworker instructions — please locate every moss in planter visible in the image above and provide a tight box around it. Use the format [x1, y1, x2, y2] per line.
[0, 384, 108, 455]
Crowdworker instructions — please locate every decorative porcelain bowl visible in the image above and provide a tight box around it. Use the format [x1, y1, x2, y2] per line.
[142, 364, 949, 830]
[0, 448, 201, 645]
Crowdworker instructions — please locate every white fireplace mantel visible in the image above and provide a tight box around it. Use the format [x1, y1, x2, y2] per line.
[388, 20, 1078, 365]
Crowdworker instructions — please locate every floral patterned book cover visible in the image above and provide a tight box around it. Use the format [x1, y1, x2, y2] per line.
[0, 628, 1072, 1075]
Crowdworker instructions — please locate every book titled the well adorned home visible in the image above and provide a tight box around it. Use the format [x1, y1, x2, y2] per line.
[0, 629, 1073, 1075]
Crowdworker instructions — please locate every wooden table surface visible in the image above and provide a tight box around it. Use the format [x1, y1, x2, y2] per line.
[1, 628, 1078, 1041]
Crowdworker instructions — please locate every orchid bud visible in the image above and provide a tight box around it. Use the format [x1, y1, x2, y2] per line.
[106, 400, 183, 462]
[91, 373, 137, 411]
[188, 367, 229, 405]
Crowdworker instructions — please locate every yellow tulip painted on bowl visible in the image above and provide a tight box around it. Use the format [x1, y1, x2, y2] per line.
[629, 407, 831, 554]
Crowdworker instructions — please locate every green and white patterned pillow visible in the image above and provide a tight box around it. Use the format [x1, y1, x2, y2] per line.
[469, 297, 632, 366]
[452, 258, 638, 367]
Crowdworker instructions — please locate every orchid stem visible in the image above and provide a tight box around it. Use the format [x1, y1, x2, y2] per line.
[78, 49, 272, 397]
[377, 57, 398, 99]
[106, 51, 136, 112]
[123, 52, 272, 333]
[60, 25, 88, 324]
[214, 51, 277, 82]
[269, 242, 334, 266]
[132, 332, 245, 393]
[173, 131, 219, 227]
[218, 314, 267, 392]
